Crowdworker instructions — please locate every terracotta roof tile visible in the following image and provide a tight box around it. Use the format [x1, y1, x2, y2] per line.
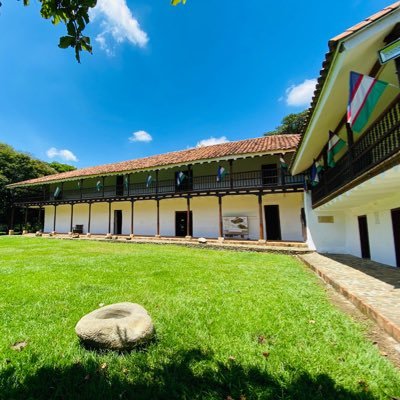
[9, 134, 300, 188]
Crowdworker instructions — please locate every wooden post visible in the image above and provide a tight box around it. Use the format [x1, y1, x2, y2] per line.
[186, 196, 191, 239]
[218, 195, 223, 240]
[24, 206, 28, 227]
[80, 179, 83, 200]
[229, 160, 234, 189]
[88, 202, 92, 234]
[102, 177, 105, 198]
[61, 182, 64, 199]
[258, 192, 265, 242]
[9, 206, 15, 232]
[38, 206, 43, 231]
[70, 204, 74, 233]
[53, 205, 57, 232]
[127, 174, 131, 196]
[130, 200, 134, 237]
[156, 198, 160, 237]
[108, 201, 112, 234]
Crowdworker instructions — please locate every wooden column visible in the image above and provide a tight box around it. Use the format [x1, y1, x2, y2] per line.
[155, 170, 159, 195]
[70, 204, 74, 233]
[88, 202, 92, 234]
[156, 199, 160, 237]
[130, 200, 135, 236]
[229, 160, 234, 189]
[218, 195, 223, 240]
[102, 177, 105, 199]
[108, 201, 112, 234]
[38, 206, 43, 232]
[10, 206, 15, 231]
[258, 192, 265, 242]
[80, 179, 83, 200]
[24, 206, 28, 227]
[186, 196, 191, 238]
[53, 205, 57, 232]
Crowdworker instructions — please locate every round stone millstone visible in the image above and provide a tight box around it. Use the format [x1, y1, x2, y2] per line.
[75, 302, 154, 351]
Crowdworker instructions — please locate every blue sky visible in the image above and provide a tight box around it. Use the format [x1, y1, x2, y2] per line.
[0, 0, 392, 168]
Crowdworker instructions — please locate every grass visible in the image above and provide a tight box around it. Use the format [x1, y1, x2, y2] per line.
[0, 237, 399, 400]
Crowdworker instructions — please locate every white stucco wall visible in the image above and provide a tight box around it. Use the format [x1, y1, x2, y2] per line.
[42, 192, 304, 241]
[305, 191, 400, 267]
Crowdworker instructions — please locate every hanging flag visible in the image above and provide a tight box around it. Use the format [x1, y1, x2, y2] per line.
[54, 186, 61, 198]
[327, 132, 346, 167]
[176, 171, 186, 186]
[77, 180, 81, 188]
[146, 175, 152, 188]
[217, 166, 227, 182]
[171, 0, 186, 5]
[347, 71, 390, 133]
[311, 160, 323, 186]
[280, 154, 287, 169]
[96, 180, 103, 192]
[124, 175, 129, 190]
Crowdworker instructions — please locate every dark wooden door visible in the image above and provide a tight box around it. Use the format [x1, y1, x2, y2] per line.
[262, 164, 278, 185]
[264, 205, 281, 240]
[358, 215, 370, 259]
[116, 175, 124, 196]
[391, 208, 400, 267]
[175, 211, 192, 237]
[114, 210, 122, 235]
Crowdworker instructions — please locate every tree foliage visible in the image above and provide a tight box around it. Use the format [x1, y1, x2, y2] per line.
[266, 110, 308, 135]
[0, 143, 75, 231]
[1, 0, 187, 62]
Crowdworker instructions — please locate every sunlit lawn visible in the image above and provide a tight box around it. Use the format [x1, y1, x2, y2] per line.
[0, 236, 399, 400]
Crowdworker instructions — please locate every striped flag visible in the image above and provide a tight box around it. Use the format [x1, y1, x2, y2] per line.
[146, 175, 152, 188]
[347, 71, 389, 133]
[176, 171, 186, 186]
[77, 180, 81, 188]
[96, 180, 103, 192]
[327, 132, 346, 167]
[171, 0, 186, 5]
[311, 160, 323, 186]
[124, 175, 129, 190]
[54, 186, 61, 198]
[217, 166, 226, 182]
[280, 154, 287, 169]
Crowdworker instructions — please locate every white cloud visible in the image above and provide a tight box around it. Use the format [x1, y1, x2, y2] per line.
[129, 130, 152, 143]
[285, 79, 317, 107]
[91, 0, 149, 55]
[46, 147, 78, 162]
[196, 136, 229, 147]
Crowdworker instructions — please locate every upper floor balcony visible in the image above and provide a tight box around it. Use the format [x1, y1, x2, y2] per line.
[16, 164, 306, 206]
[311, 98, 400, 207]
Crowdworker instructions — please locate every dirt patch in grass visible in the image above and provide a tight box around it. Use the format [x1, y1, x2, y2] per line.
[324, 283, 400, 369]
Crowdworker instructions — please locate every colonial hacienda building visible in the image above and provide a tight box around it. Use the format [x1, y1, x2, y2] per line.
[291, 2, 400, 266]
[8, 135, 306, 242]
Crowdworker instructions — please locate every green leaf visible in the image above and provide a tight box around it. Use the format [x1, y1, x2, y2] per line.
[58, 36, 75, 49]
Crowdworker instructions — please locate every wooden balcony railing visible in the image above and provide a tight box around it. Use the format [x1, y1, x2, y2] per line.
[17, 169, 306, 204]
[312, 98, 400, 206]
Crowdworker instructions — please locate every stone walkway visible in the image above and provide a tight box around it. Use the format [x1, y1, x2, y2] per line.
[299, 253, 400, 342]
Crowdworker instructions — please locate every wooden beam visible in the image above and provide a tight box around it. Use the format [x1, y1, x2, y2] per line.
[108, 201, 112, 234]
[130, 200, 134, 236]
[258, 192, 265, 241]
[229, 160, 234, 189]
[156, 198, 160, 237]
[70, 204, 74, 232]
[218, 195, 223, 239]
[53, 205, 57, 232]
[88, 202, 92, 234]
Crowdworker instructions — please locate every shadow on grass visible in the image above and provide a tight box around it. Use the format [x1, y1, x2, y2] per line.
[1, 349, 380, 400]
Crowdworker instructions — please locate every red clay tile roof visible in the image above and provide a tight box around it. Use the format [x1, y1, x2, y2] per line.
[8, 134, 299, 187]
[290, 1, 400, 169]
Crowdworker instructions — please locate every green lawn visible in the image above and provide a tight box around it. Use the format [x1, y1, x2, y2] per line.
[0, 237, 399, 400]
